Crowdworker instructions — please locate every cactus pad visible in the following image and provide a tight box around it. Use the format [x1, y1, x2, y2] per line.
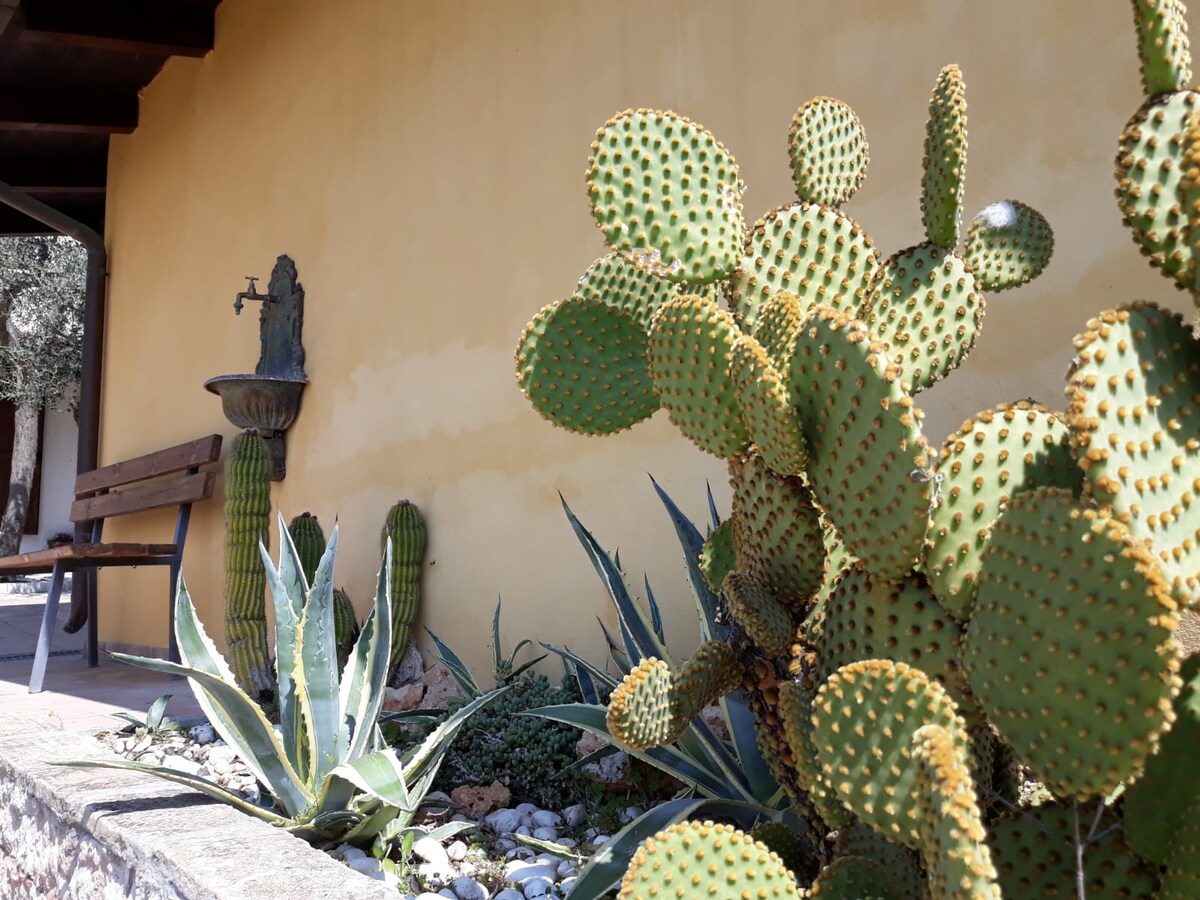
[753, 290, 806, 368]
[831, 822, 927, 900]
[606, 658, 676, 750]
[617, 821, 800, 900]
[573, 252, 682, 333]
[963, 200, 1055, 292]
[606, 643, 741, 751]
[729, 449, 826, 604]
[814, 566, 965, 702]
[516, 296, 658, 435]
[647, 294, 750, 457]
[862, 242, 983, 391]
[734, 202, 880, 330]
[921, 65, 968, 249]
[749, 822, 818, 883]
[1115, 90, 1200, 290]
[730, 334, 808, 475]
[808, 856, 891, 898]
[587, 109, 743, 284]
[989, 806, 1160, 899]
[1131, 0, 1193, 96]
[924, 400, 1082, 619]
[787, 96, 869, 207]
[699, 517, 736, 594]
[1067, 302, 1200, 607]
[963, 487, 1181, 799]
[811, 659, 967, 848]
[1122, 655, 1200, 865]
[723, 571, 796, 655]
[674, 639, 744, 723]
[786, 307, 933, 581]
[1159, 795, 1200, 899]
[911, 724, 999, 900]
[778, 680, 852, 829]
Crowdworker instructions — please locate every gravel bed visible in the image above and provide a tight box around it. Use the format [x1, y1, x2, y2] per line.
[91, 725, 629, 898]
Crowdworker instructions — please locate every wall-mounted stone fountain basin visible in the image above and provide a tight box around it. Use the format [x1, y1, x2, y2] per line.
[204, 373, 307, 433]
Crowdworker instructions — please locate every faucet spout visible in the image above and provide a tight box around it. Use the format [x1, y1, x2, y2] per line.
[233, 276, 269, 315]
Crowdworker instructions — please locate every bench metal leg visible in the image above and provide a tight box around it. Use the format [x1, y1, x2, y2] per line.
[168, 561, 180, 665]
[28, 564, 66, 694]
[86, 568, 99, 668]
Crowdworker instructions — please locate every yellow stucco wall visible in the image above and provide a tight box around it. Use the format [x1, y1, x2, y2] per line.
[98, 0, 1194, 673]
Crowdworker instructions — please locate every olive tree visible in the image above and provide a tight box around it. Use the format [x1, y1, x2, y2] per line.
[0, 236, 85, 557]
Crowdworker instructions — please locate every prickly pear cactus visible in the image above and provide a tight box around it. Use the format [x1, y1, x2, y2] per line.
[224, 431, 272, 699]
[381, 500, 426, 683]
[513, 2, 1200, 893]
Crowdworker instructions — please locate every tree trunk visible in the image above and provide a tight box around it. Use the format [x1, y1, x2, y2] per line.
[0, 400, 40, 557]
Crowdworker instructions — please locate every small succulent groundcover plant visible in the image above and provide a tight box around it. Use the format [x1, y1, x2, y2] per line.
[56, 514, 505, 850]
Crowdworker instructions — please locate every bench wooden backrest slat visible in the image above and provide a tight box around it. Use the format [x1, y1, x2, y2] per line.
[74, 434, 223, 498]
[70, 470, 216, 523]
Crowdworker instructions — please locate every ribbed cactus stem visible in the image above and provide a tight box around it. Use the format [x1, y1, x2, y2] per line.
[286, 512, 326, 588]
[224, 432, 272, 699]
[382, 500, 426, 681]
[332, 587, 359, 673]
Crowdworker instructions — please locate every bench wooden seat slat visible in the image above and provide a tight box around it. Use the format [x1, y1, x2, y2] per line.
[5, 433, 224, 693]
[74, 435, 222, 497]
[0, 543, 179, 575]
[69, 470, 215, 523]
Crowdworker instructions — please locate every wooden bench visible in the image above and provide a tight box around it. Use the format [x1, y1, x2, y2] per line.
[0, 434, 223, 692]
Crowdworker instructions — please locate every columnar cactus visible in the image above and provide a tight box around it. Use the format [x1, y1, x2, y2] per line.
[287, 512, 359, 672]
[381, 499, 426, 682]
[513, 2, 1200, 895]
[223, 431, 272, 699]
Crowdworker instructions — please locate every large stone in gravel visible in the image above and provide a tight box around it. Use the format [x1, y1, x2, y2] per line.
[422, 661, 465, 708]
[452, 780, 511, 818]
[561, 803, 586, 828]
[504, 861, 556, 884]
[493, 891, 525, 900]
[451, 876, 488, 900]
[531, 826, 559, 842]
[382, 682, 425, 712]
[483, 807, 523, 834]
[574, 731, 633, 791]
[531, 810, 562, 828]
[391, 642, 425, 686]
[521, 876, 555, 899]
[412, 835, 451, 867]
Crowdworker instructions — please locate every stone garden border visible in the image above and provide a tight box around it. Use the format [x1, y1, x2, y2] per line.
[0, 716, 396, 899]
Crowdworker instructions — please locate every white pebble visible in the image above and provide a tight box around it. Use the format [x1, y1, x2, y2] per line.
[531, 826, 559, 842]
[522, 876, 556, 899]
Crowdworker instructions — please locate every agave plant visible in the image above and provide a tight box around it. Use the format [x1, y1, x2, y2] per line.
[524, 480, 790, 898]
[57, 513, 505, 848]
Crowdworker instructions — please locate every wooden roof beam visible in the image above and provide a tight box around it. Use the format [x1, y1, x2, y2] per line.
[0, 197, 102, 236]
[18, 0, 214, 58]
[0, 86, 136, 133]
[0, 154, 107, 194]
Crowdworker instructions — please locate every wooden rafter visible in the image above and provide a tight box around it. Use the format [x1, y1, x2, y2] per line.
[18, 0, 214, 58]
[0, 154, 106, 193]
[0, 197, 102, 235]
[0, 86, 137, 133]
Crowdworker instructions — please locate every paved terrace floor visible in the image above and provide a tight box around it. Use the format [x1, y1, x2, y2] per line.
[0, 590, 202, 737]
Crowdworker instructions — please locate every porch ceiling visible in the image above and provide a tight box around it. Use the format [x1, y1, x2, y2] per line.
[0, 0, 222, 236]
